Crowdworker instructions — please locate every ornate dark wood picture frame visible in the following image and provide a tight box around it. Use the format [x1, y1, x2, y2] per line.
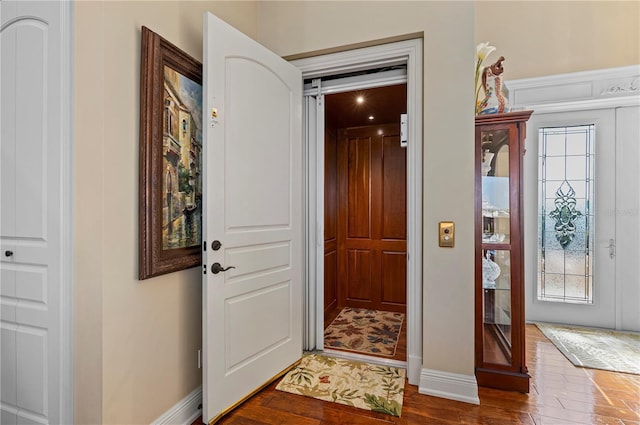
[139, 26, 203, 279]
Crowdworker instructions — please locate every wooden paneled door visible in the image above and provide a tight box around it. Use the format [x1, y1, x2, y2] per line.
[337, 124, 406, 313]
[324, 127, 339, 317]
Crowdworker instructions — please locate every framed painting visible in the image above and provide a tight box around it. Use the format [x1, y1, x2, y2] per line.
[139, 26, 203, 279]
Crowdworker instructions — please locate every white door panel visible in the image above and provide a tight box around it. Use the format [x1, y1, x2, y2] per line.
[224, 59, 294, 230]
[616, 105, 640, 331]
[224, 242, 291, 281]
[17, 327, 47, 415]
[203, 12, 302, 423]
[0, 5, 17, 235]
[525, 109, 616, 328]
[1, 1, 66, 423]
[1, 326, 18, 406]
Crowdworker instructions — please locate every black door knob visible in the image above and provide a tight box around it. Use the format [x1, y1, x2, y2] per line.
[211, 262, 235, 274]
[5, 250, 13, 257]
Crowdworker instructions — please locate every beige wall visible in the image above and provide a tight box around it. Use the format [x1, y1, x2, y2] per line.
[73, 1, 638, 423]
[74, 2, 106, 423]
[258, 0, 478, 378]
[73, 2, 258, 424]
[476, 1, 640, 80]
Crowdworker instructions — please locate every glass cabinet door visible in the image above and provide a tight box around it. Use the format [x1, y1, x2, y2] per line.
[475, 111, 531, 393]
[481, 130, 510, 244]
[480, 129, 512, 366]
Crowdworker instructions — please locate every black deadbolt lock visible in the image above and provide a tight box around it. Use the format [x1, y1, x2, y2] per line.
[211, 240, 222, 251]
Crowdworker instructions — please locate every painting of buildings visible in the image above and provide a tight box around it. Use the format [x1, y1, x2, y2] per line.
[162, 65, 203, 250]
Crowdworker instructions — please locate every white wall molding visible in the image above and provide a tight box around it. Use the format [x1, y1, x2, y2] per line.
[293, 39, 418, 79]
[507, 65, 640, 112]
[512, 65, 640, 331]
[419, 368, 479, 405]
[151, 387, 202, 425]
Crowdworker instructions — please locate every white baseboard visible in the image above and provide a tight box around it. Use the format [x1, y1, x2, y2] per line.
[407, 354, 422, 386]
[151, 386, 202, 425]
[419, 368, 479, 405]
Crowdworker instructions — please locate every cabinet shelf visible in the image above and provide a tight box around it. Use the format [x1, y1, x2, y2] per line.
[483, 287, 511, 292]
[475, 111, 532, 393]
[483, 242, 508, 248]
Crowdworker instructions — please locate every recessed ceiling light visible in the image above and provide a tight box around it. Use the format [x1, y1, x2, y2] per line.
[368, 115, 374, 120]
[356, 96, 364, 104]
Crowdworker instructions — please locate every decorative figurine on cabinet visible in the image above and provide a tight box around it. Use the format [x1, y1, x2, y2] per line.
[478, 56, 510, 115]
[482, 250, 500, 289]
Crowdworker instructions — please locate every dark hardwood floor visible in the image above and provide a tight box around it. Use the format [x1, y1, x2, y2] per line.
[193, 325, 640, 424]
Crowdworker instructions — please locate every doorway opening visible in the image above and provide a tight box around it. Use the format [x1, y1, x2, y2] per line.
[322, 84, 408, 362]
[293, 38, 423, 383]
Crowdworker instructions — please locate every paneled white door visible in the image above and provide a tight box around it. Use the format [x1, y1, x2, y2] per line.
[1, 1, 70, 424]
[525, 109, 617, 328]
[615, 105, 640, 331]
[202, 13, 303, 423]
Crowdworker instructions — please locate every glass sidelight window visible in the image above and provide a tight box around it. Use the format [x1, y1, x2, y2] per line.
[538, 125, 595, 304]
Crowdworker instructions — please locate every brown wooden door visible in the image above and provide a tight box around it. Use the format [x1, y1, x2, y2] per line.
[324, 127, 339, 317]
[337, 123, 406, 313]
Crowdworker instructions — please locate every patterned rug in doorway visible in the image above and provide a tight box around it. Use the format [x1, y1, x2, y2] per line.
[324, 307, 404, 356]
[536, 323, 640, 375]
[276, 353, 405, 416]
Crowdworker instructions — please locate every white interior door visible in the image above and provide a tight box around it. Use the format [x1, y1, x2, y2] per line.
[525, 109, 617, 328]
[1, 1, 69, 424]
[615, 105, 640, 332]
[202, 13, 303, 423]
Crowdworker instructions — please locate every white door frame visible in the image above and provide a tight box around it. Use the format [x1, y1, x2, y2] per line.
[291, 38, 423, 385]
[60, 1, 75, 421]
[0, 0, 74, 422]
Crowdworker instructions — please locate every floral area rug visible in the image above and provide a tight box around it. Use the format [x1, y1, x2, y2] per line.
[536, 323, 640, 375]
[324, 307, 404, 356]
[276, 353, 405, 416]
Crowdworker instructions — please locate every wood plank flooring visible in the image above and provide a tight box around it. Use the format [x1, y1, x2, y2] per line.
[193, 325, 640, 424]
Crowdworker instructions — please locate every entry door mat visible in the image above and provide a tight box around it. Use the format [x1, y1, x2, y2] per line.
[324, 307, 404, 356]
[536, 323, 640, 375]
[276, 353, 405, 417]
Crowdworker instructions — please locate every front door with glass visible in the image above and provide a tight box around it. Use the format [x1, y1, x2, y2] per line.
[524, 110, 616, 329]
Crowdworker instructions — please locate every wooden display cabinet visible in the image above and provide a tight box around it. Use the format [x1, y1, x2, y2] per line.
[475, 110, 533, 393]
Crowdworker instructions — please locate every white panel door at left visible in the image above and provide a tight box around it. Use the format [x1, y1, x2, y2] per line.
[1, 1, 72, 424]
[202, 12, 303, 424]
